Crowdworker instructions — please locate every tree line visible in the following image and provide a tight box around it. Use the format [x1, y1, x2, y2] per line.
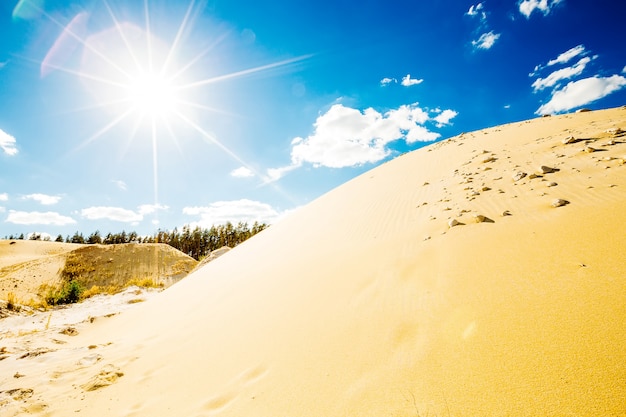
[5, 221, 269, 261]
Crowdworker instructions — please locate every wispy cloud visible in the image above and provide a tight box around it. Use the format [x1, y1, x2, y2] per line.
[518, 0, 563, 18]
[113, 180, 128, 191]
[401, 74, 423, 87]
[22, 193, 61, 205]
[6, 210, 76, 225]
[183, 199, 282, 226]
[138, 204, 168, 215]
[80, 203, 167, 223]
[532, 56, 592, 91]
[81, 206, 143, 223]
[265, 102, 457, 180]
[536, 75, 626, 114]
[547, 44, 585, 67]
[472, 31, 500, 50]
[230, 166, 255, 178]
[466, 2, 487, 21]
[0, 129, 18, 156]
[0, 193, 8, 202]
[380, 77, 397, 86]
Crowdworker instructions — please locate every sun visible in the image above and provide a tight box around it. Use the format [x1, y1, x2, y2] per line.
[126, 70, 177, 118]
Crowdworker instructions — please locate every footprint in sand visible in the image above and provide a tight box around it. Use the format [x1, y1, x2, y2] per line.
[81, 364, 124, 391]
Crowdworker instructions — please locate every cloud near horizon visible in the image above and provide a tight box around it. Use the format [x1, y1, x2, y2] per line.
[536, 75, 626, 114]
[22, 193, 62, 205]
[518, 0, 563, 18]
[230, 166, 255, 178]
[0, 129, 18, 156]
[6, 210, 76, 226]
[265, 102, 457, 180]
[380, 74, 422, 87]
[183, 199, 283, 227]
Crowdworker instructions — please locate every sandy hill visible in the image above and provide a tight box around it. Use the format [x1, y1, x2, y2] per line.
[0, 241, 197, 305]
[1, 107, 625, 416]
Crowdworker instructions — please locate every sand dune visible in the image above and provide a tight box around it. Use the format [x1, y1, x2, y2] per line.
[1, 107, 625, 416]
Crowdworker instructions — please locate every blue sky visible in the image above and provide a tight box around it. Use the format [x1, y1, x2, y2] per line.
[1, 0, 625, 239]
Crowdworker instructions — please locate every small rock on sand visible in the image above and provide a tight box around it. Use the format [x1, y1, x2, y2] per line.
[583, 146, 598, 153]
[551, 199, 569, 208]
[473, 214, 486, 223]
[605, 127, 623, 136]
[547, 182, 558, 187]
[562, 136, 577, 144]
[538, 165, 558, 174]
[448, 219, 460, 228]
[512, 171, 527, 181]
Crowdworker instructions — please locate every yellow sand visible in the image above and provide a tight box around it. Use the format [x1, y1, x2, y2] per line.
[1, 107, 625, 416]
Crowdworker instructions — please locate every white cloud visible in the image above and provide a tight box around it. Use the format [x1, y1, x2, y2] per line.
[519, 0, 563, 18]
[6, 210, 76, 226]
[138, 203, 168, 215]
[230, 166, 255, 178]
[504, 104, 511, 109]
[433, 109, 459, 127]
[547, 44, 585, 67]
[380, 77, 397, 86]
[472, 31, 500, 50]
[536, 74, 626, 114]
[183, 199, 281, 226]
[466, 2, 487, 21]
[22, 193, 61, 205]
[265, 103, 455, 177]
[0, 193, 7, 201]
[0, 129, 18, 156]
[113, 180, 128, 191]
[81, 206, 143, 222]
[532, 56, 591, 91]
[401, 74, 423, 87]
[622, 65, 626, 74]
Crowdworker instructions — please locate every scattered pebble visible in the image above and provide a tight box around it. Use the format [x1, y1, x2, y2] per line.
[482, 156, 496, 163]
[473, 214, 486, 223]
[512, 171, 527, 181]
[562, 136, 577, 144]
[538, 165, 558, 174]
[583, 146, 598, 153]
[546, 182, 558, 187]
[501, 210, 511, 216]
[448, 219, 460, 228]
[551, 199, 569, 208]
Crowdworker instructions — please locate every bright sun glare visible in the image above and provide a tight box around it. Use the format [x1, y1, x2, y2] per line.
[127, 71, 177, 117]
[37, 0, 310, 218]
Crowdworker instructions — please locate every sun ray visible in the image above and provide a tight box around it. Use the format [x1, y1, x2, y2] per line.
[72, 107, 134, 152]
[144, 0, 154, 73]
[150, 116, 160, 211]
[178, 54, 313, 90]
[102, 0, 144, 73]
[174, 98, 239, 118]
[167, 31, 230, 82]
[37, 60, 130, 88]
[160, 0, 198, 76]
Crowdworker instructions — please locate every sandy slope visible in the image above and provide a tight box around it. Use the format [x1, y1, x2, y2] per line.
[0, 241, 82, 303]
[1, 107, 625, 416]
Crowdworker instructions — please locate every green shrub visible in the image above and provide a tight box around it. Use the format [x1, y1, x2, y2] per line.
[46, 280, 83, 305]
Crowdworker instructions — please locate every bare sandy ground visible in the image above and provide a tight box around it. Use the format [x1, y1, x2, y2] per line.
[1, 107, 625, 416]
